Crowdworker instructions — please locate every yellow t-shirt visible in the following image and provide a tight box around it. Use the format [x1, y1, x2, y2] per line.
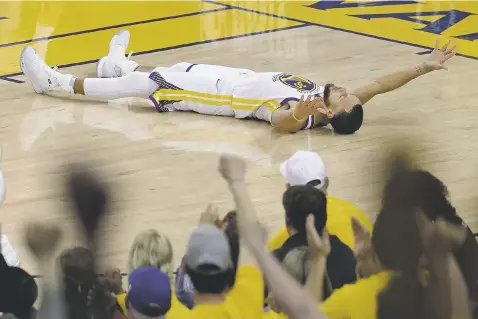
[117, 293, 126, 314]
[262, 310, 281, 319]
[321, 271, 469, 319]
[321, 271, 392, 319]
[186, 264, 264, 319]
[116, 287, 190, 319]
[267, 195, 373, 251]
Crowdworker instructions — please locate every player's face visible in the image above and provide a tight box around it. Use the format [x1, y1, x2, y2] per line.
[324, 84, 361, 114]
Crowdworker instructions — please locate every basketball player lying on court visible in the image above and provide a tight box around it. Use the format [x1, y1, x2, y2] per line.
[20, 30, 456, 134]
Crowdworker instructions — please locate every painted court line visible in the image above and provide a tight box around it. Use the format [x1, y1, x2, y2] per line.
[2, 23, 307, 81]
[0, 77, 24, 84]
[0, 7, 229, 49]
[204, 0, 478, 61]
[416, 50, 433, 55]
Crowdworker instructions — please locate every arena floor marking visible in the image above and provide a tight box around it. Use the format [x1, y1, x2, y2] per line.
[0, 6, 230, 80]
[0, 8, 228, 50]
[1, 24, 306, 82]
[0, 3, 304, 80]
[0, 1, 221, 44]
[210, 0, 478, 60]
[0, 76, 23, 84]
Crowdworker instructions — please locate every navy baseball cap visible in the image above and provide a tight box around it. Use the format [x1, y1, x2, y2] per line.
[127, 267, 172, 318]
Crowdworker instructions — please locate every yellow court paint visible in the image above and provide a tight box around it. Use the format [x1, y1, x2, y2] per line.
[218, 0, 478, 59]
[0, 1, 302, 77]
[2, 1, 475, 78]
[0, 2, 221, 44]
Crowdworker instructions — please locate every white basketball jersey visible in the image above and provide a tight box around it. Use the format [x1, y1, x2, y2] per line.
[233, 72, 325, 122]
[149, 63, 325, 128]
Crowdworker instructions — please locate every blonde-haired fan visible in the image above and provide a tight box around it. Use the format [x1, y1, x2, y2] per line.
[114, 230, 189, 319]
[127, 229, 174, 281]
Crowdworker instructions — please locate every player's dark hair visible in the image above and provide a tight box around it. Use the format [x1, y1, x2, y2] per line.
[329, 104, 363, 134]
[282, 185, 327, 235]
[323, 83, 334, 105]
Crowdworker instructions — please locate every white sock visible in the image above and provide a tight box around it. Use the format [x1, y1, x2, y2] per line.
[63, 75, 76, 94]
[49, 71, 75, 94]
[83, 72, 158, 99]
[116, 59, 139, 76]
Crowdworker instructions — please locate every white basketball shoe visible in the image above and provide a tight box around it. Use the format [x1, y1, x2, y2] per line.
[96, 30, 138, 78]
[20, 46, 75, 94]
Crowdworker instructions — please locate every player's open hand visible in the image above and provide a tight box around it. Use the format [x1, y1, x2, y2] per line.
[294, 95, 328, 120]
[423, 38, 457, 72]
[315, 100, 334, 119]
[219, 154, 247, 183]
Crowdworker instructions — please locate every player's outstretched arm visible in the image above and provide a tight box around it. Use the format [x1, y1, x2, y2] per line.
[352, 38, 457, 105]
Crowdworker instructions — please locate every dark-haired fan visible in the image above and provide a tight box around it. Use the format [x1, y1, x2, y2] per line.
[272, 185, 357, 299]
[175, 208, 242, 310]
[320, 148, 471, 319]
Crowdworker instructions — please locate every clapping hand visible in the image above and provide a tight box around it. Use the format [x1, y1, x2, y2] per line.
[306, 215, 330, 258]
[351, 217, 372, 259]
[352, 217, 382, 278]
[199, 204, 220, 226]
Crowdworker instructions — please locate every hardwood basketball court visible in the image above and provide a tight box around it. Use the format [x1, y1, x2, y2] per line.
[0, 1, 477, 275]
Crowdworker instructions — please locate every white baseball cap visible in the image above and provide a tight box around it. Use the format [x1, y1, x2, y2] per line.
[280, 151, 326, 189]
